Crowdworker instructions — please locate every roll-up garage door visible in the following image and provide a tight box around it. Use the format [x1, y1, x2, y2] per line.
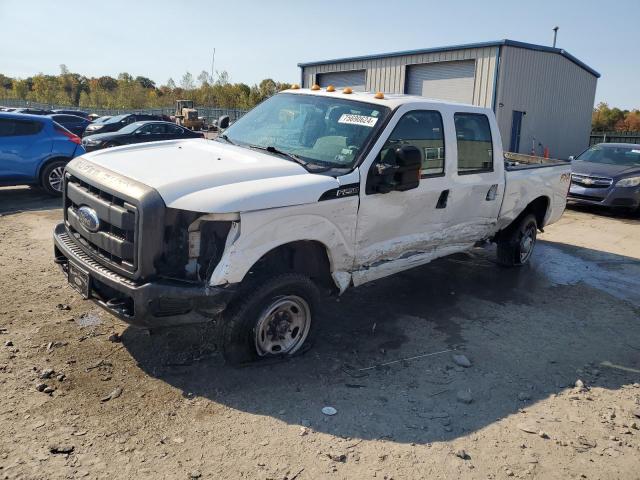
[406, 60, 475, 103]
[317, 70, 366, 91]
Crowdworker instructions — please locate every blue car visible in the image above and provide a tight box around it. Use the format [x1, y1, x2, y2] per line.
[0, 112, 86, 195]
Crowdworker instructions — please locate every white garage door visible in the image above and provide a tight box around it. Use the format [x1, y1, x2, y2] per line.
[317, 70, 366, 91]
[406, 60, 476, 103]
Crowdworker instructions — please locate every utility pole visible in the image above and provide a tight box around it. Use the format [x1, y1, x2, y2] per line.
[210, 48, 216, 83]
[552, 26, 559, 48]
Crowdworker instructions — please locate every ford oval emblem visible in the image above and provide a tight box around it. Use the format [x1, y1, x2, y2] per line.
[77, 205, 100, 233]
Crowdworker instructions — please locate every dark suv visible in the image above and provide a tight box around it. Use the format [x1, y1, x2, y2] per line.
[83, 113, 162, 136]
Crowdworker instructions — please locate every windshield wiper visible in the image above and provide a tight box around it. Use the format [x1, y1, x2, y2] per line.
[218, 134, 235, 145]
[248, 144, 316, 169]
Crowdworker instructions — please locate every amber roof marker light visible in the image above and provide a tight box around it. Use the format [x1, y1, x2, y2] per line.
[326, 85, 336, 92]
[290, 83, 300, 89]
[311, 84, 321, 90]
[374, 92, 385, 99]
[343, 87, 353, 94]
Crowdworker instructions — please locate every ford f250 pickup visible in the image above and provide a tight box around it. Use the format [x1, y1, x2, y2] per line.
[53, 87, 571, 363]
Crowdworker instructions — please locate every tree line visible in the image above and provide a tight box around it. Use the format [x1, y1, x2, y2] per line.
[592, 102, 640, 132]
[2, 67, 638, 132]
[0, 65, 291, 111]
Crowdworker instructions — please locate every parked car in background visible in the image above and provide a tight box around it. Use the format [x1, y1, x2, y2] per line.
[48, 114, 91, 137]
[52, 109, 90, 120]
[568, 143, 640, 211]
[0, 112, 85, 195]
[90, 115, 112, 124]
[13, 107, 54, 115]
[89, 114, 111, 123]
[82, 113, 162, 136]
[82, 120, 204, 151]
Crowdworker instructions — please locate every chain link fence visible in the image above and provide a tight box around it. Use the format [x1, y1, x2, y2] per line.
[589, 131, 640, 146]
[0, 99, 248, 124]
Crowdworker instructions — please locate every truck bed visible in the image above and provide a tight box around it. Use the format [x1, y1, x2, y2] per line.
[498, 152, 572, 230]
[504, 152, 569, 171]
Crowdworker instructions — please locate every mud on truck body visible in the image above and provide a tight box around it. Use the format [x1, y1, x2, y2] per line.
[54, 88, 571, 364]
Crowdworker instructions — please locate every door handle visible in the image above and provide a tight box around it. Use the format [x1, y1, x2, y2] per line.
[486, 184, 498, 201]
[436, 189, 449, 209]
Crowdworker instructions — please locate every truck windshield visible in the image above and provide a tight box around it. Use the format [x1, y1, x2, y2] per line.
[576, 145, 640, 166]
[219, 93, 391, 169]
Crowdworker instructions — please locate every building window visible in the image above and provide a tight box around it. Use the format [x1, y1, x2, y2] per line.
[380, 110, 445, 176]
[454, 113, 493, 174]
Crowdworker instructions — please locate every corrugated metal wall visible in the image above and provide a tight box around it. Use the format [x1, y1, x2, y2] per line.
[495, 46, 597, 159]
[301, 46, 498, 108]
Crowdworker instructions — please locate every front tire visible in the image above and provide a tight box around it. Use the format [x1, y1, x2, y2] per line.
[40, 160, 67, 196]
[496, 214, 538, 267]
[222, 273, 320, 365]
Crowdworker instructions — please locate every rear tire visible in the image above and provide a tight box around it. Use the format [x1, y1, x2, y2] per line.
[496, 214, 538, 267]
[40, 160, 67, 196]
[221, 273, 320, 365]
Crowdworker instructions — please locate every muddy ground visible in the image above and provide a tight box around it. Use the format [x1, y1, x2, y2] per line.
[1, 186, 639, 480]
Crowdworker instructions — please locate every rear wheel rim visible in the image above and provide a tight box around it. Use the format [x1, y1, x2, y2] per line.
[48, 166, 64, 192]
[519, 224, 537, 263]
[254, 295, 311, 357]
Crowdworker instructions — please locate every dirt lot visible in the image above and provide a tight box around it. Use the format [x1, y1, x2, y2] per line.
[1, 187, 639, 480]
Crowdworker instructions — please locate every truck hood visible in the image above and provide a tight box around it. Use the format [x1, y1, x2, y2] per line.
[75, 139, 340, 213]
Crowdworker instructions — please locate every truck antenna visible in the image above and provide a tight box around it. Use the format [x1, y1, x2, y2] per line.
[552, 26, 559, 48]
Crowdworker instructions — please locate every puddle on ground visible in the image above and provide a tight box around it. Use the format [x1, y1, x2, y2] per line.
[534, 242, 640, 307]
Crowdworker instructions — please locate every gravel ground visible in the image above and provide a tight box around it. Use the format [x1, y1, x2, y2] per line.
[1, 186, 639, 480]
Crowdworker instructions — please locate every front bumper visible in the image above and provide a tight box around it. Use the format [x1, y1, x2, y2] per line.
[568, 184, 640, 209]
[53, 223, 235, 328]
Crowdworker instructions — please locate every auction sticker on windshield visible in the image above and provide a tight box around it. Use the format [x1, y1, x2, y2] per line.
[338, 114, 378, 127]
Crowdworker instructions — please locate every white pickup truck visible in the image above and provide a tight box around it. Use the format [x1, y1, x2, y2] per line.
[53, 87, 571, 363]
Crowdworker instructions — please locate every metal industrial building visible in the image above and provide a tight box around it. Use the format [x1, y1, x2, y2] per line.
[298, 40, 600, 159]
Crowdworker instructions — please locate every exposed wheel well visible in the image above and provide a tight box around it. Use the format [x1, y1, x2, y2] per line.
[496, 196, 550, 240]
[246, 241, 335, 292]
[37, 157, 71, 185]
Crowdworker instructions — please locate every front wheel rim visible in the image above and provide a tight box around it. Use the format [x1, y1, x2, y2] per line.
[48, 166, 65, 192]
[254, 295, 311, 357]
[519, 224, 537, 263]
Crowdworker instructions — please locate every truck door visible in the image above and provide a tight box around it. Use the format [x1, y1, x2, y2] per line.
[353, 107, 452, 285]
[445, 112, 504, 242]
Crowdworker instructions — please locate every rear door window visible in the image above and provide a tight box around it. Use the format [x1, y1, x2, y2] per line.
[0, 118, 43, 136]
[454, 113, 493, 174]
[166, 124, 184, 135]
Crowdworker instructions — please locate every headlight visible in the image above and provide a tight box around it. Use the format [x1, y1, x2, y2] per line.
[84, 139, 102, 146]
[616, 176, 640, 187]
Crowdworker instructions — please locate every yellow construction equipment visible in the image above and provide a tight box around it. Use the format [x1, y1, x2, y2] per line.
[174, 100, 205, 130]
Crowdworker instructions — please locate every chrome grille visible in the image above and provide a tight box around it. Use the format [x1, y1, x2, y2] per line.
[570, 173, 613, 188]
[64, 175, 138, 274]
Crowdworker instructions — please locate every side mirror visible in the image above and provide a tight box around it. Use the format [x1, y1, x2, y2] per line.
[217, 115, 230, 130]
[371, 145, 421, 194]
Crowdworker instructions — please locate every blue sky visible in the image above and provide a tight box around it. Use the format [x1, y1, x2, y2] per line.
[0, 0, 637, 108]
